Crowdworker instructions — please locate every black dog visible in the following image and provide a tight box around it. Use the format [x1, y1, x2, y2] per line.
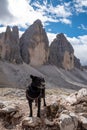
[26, 75, 46, 117]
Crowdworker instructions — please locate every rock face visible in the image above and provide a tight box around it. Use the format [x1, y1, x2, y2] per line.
[49, 33, 74, 70]
[74, 56, 82, 70]
[0, 20, 81, 69]
[20, 19, 49, 66]
[0, 26, 22, 64]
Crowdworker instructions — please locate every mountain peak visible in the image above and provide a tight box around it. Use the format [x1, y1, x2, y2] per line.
[33, 19, 42, 26]
[20, 19, 49, 66]
[49, 33, 75, 70]
[56, 33, 65, 38]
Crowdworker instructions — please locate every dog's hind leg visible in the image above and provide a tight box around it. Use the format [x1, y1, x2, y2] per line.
[42, 89, 46, 106]
[37, 98, 41, 117]
[35, 98, 38, 106]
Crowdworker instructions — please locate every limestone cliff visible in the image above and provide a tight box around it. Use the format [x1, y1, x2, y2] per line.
[0, 26, 22, 64]
[0, 20, 81, 69]
[74, 56, 82, 69]
[49, 33, 74, 70]
[20, 19, 49, 66]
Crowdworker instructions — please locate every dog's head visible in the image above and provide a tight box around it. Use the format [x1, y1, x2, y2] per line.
[30, 75, 45, 88]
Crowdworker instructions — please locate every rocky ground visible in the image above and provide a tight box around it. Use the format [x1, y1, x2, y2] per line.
[0, 88, 87, 130]
[0, 87, 68, 130]
[0, 61, 87, 130]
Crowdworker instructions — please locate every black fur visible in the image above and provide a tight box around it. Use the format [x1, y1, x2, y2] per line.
[26, 75, 46, 117]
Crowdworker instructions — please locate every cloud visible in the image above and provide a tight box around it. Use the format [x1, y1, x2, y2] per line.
[67, 35, 87, 65]
[0, 0, 86, 28]
[0, 26, 6, 33]
[19, 30, 24, 38]
[78, 24, 87, 31]
[0, 0, 72, 27]
[73, 0, 87, 13]
[59, 18, 71, 24]
[73, 44, 87, 65]
[0, 0, 47, 27]
[47, 32, 56, 44]
[1, 0, 83, 28]
[0, 0, 14, 24]
[31, 1, 72, 25]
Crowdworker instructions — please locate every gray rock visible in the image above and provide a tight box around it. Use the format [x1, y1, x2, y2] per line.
[0, 26, 22, 64]
[20, 19, 49, 66]
[58, 112, 78, 130]
[44, 118, 54, 126]
[22, 117, 42, 128]
[74, 56, 82, 70]
[0, 101, 5, 109]
[66, 88, 87, 105]
[49, 33, 81, 70]
[78, 116, 87, 130]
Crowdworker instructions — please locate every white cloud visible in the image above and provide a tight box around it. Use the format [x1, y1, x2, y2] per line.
[78, 35, 87, 45]
[67, 35, 87, 65]
[67, 36, 81, 45]
[47, 32, 56, 44]
[49, 5, 72, 18]
[0, 0, 14, 25]
[2, 0, 72, 28]
[59, 18, 71, 24]
[78, 24, 87, 31]
[8, 0, 48, 27]
[32, 1, 72, 25]
[73, 44, 87, 65]
[0, 27, 6, 33]
[0, 0, 81, 28]
[0, 0, 72, 27]
[73, 0, 87, 13]
[19, 30, 24, 38]
[0, 0, 46, 27]
[0, 0, 87, 28]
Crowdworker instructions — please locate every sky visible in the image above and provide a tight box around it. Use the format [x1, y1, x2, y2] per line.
[0, 0, 87, 65]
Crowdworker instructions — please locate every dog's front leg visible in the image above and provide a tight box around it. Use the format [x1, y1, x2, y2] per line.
[43, 98, 46, 106]
[29, 100, 33, 117]
[37, 98, 41, 117]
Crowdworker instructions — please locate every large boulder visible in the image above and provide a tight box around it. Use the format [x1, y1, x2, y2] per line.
[66, 88, 87, 105]
[20, 19, 49, 66]
[0, 26, 22, 64]
[56, 111, 78, 130]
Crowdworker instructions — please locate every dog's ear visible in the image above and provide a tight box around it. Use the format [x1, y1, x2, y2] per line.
[30, 75, 34, 79]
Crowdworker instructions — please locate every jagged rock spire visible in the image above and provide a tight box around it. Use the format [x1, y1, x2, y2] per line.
[20, 19, 49, 66]
[49, 33, 74, 70]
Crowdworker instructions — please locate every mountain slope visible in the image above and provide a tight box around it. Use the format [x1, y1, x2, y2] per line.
[0, 61, 87, 91]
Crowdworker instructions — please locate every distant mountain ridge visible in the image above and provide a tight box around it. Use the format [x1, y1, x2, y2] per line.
[0, 19, 81, 70]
